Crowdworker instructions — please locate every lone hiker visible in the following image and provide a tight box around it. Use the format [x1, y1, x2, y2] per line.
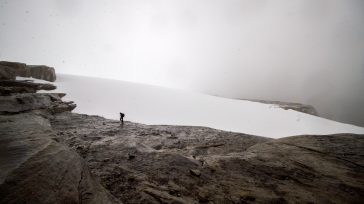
[120, 112, 125, 124]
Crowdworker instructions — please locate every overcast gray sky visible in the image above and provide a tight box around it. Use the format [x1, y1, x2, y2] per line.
[0, 0, 363, 126]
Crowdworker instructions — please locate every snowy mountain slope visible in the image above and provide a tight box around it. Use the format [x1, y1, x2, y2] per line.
[27, 74, 364, 138]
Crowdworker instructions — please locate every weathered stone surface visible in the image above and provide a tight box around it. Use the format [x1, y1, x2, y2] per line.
[0, 113, 120, 204]
[27, 65, 56, 82]
[3, 104, 363, 203]
[0, 65, 16, 80]
[0, 68, 119, 203]
[50, 113, 364, 204]
[0, 61, 56, 82]
[0, 61, 30, 77]
[189, 169, 201, 177]
[0, 61, 27, 69]
[0, 80, 56, 94]
[49, 100, 77, 114]
[0, 93, 75, 113]
[1, 67, 363, 204]
[0, 86, 36, 96]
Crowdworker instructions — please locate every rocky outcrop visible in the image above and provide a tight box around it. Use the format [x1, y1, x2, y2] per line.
[0, 61, 56, 82]
[0, 80, 57, 95]
[243, 99, 318, 116]
[0, 112, 120, 204]
[0, 65, 16, 80]
[0, 61, 29, 77]
[0, 66, 119, 204]
[50, 113, 364, 204]
[1, 61, 363, 203]
[0, 93, 76, 113]
[27, 65, 57, 82]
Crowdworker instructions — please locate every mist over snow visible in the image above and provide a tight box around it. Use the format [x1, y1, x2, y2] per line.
[25, 74, 364, 138]
[1, 0, 364, 126]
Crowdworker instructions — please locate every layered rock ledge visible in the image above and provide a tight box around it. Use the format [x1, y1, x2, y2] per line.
[0, 61, 56, 82]
[0, 62, 363, 204]
[0, 63, 117, 203]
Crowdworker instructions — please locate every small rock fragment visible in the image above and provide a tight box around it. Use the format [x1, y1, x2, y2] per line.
[190, 169, 201, 177]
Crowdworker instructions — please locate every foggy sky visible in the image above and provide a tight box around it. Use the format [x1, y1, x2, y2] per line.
[0, 0, 363, 126]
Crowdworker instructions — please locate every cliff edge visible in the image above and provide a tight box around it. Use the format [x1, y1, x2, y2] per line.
[0, 62, 363, 204]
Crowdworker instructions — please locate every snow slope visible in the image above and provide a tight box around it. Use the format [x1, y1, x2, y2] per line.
[26, 74, 364, 138]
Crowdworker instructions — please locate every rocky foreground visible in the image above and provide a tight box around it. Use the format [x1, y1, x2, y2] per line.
[0, 62, 363, 204]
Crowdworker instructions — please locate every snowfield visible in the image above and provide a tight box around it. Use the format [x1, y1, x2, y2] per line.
[22, 74, 364, 138]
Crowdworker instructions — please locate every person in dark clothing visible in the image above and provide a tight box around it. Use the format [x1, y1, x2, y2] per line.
[120, 112, 125, 124]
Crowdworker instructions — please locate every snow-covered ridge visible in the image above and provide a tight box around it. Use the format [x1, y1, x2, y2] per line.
[22, 74, 364, 138]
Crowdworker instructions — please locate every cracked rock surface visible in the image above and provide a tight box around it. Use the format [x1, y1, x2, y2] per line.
[0, 67, 118, 204]
[1, 61, 363, 204]
[51, 113, 364, 204]
[0, 112, 120, 204]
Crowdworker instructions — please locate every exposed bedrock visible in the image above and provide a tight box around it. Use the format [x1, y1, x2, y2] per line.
[27, 65, 57, 82]
[0, 80, 57, 95]
[0, 112, 120, 204]
[0, 65, 16, 80]
[51, 113, 364, 204]
[1, 61, 363, 204]
[0, 61, 29, 78]
[0, 75, 119, 203]
[0, 93, 76, 113]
